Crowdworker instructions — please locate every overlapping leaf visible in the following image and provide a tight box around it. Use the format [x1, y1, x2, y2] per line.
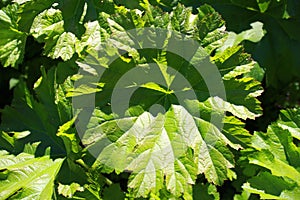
[0, 4, 26, 67]
[241, 108, 300, 199]
[0, 150, 63, 199]
[29, 2, 102, 61]
[77, 3, 264, 120]
[0, 1, 267, 199]
[0, 66, 72, 155]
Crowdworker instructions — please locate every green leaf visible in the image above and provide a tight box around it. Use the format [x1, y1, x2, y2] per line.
[219, 21, 265, 52]
[250, 109, 300, 168]
[241, 107, 300, 198]
[0, 0, 271, 199]
[277, 108, 300, 140]
[90, 105, 236, 197]
[30, 7, 64, 57]
[58, 182, 84, 198]
[222, 116, 252, 147]
[242, 181, 300, 199]
[66, 82, 104, 97]
[170, 4, 196, 35]
[196, 4, 225, 41]
[58, 0, 85, 36]
[280, 187, 300, 199]
[23, 142, 51, 155]
[256, 0, 272, 13]
[55, 111, 90, 186]
[0, 4, 27, 67]
[75, 21, 101, 54]
[0, 130, 30, 151]
[193, 182, 220, 200]
[52, 32, 78, 60]
[82, 110, 135, 147]
[102, 183, 125, 200]
[57, 116, 81, 155]
[72, 4, 263, 198]
[249, 150, 300, 186]
[30, 5, 104, 61]
[246, 171, 296, 197]
[223, 77, 263, 120]
[0, 150, 63, 199]
[242, 182, 283, 199]
[30, 7, 71, 60]
[77, 5, 263, 122]
[15, 0, 55, 32]
[0, 67, 72, 156]
[234, 190, 251, 200]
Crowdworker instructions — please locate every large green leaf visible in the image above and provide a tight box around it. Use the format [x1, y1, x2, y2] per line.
[0, 150, 63, 199]
[86, 105, 237, 198]
[57, 0, 85, 36]
[71, 3, 265, 198]
[75, 3, 263, 119]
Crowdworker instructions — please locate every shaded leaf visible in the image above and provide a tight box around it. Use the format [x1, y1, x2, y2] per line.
[0, 67, 72, 156]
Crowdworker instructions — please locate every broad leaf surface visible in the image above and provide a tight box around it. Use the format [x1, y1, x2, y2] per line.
[87, 105, 236, 197]
[74, 3, 265, 198]
[0, 150, 63, 199]
[241, 108, 300, 198]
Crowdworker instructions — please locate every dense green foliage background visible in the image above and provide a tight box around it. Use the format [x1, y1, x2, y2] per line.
[0, 0, 299, 199]
[115, 0, 300, 130]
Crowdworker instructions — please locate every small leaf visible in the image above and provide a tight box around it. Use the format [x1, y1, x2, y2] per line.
[53, 32, 78, 60]
[256, 0, 271, 13]
[58, 182, 84, 198]
[219, 21, 265, 52]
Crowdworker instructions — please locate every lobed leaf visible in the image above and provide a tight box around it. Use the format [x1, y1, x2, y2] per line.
[0, 150, 63, 200]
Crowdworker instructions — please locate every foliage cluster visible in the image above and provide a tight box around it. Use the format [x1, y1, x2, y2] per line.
[0, 0, 299, 199]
